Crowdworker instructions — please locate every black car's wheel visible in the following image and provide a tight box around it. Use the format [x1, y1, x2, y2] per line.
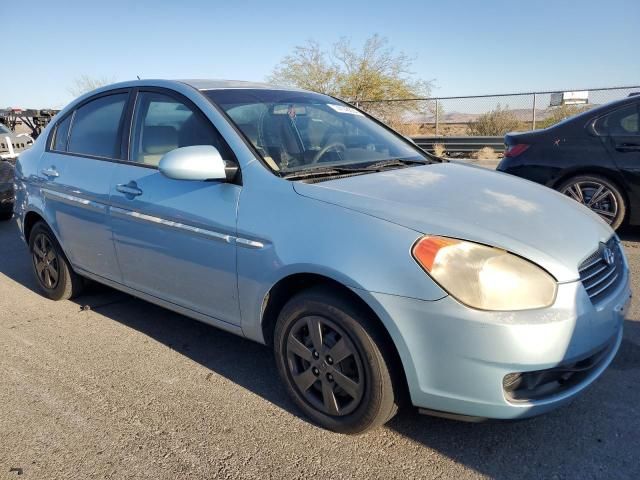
[29, 221, 84, 300]
[274, 287, 398, 434]
[557, 175, 626, 230]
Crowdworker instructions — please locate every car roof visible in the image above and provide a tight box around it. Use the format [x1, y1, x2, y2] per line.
[180, 79, 304, 92]
[585, 94, 639, 115]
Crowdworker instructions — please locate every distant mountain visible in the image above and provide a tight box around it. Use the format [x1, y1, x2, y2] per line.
[403, 105, 597, 123]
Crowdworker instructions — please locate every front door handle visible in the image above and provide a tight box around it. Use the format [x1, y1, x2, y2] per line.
[116, 182, 143, 197]
[615, 144, 640, 152]
[41, 167, 59, 178]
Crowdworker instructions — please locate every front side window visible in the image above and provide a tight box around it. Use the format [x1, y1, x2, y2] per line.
[52, 114, 72, 152]
[130, 91, 233, 167]
[67, 93, 128, 158]
[204, 89, 428, 174]
[595, 104, 640, 136]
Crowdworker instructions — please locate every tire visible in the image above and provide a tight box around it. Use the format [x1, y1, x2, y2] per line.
[28, 221, 84, 300]
[274, 287, 398, 434]
[557, 174, 627, 230]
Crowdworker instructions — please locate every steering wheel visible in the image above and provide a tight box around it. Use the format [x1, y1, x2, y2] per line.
[311, 142, 346, 164]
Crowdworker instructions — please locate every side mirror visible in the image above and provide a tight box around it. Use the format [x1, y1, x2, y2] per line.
[158, 145, 238, 181]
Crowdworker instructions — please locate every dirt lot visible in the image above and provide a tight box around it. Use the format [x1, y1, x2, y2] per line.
[1, 219, 639, 479]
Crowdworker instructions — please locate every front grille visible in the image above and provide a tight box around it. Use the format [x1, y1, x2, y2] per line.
[579, 237, 624, 304]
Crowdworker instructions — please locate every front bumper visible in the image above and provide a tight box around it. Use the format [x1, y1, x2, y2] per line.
[357, 265, 631, 420]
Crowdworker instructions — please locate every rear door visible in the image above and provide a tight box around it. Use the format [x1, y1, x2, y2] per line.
[109, 88, 241, 325]
[40, 90, 129, 281]
[597, 102, 640, 218]
[598, 101, 640, 165]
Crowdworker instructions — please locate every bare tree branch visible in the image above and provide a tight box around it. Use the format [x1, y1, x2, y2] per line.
[68, 75, 116, 97]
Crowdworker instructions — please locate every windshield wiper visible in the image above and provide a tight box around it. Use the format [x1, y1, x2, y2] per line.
[282, 166, 368, 180]
[282, 158, 429, 181]
[360, 158, 429, 171]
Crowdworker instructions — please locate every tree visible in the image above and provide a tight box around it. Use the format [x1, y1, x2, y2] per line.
[537, 104, 591, 129]
[268, 35, 432, 133]
[269, 40, 339, 96]
[68, 75, 115, 97]
[467, 104, 522, 136]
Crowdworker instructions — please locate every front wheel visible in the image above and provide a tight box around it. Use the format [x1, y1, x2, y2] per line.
[274, 287, 398, 434]
[557, 175, 626, 230]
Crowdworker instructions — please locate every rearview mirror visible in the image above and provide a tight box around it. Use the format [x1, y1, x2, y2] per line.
[158, 145, 238, 181]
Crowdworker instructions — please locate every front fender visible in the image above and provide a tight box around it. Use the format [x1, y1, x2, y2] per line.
[236, 164, 447, 343]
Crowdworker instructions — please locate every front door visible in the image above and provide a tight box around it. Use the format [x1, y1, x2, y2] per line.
[109, 89, 241, 325]
[598, 102, 640, 220]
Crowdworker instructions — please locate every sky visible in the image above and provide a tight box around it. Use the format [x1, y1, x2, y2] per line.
[2, 0, 638, 108]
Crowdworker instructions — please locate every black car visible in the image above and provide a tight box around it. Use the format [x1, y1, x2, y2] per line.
[497, 95, 640, 230]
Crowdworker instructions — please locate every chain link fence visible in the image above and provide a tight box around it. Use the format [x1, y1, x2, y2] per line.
[354, 86, 640, 137]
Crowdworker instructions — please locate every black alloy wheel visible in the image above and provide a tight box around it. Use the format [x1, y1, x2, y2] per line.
[32, 232, 60, 290]
[274, 287, 398, 434]
[29, 221, 84, 300]
[286, 315, 365, 416]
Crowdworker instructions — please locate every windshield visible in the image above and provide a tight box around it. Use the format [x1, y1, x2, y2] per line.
[204, 89, 428, 173]
[0, 124, 10, 134]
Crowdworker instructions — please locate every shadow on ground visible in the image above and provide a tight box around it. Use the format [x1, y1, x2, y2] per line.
[2, 219, 640, 479]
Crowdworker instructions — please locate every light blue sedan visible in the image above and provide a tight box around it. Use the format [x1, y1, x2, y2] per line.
[14, 80, 632, 433]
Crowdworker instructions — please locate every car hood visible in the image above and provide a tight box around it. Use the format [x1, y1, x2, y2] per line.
[293, 162, 614, 282]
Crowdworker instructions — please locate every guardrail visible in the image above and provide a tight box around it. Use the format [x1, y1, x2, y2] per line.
[411, 136, 504, 156]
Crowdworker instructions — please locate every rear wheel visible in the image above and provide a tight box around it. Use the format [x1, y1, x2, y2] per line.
[557, 174, 626, 230]
[29, 221, 84, 300]
[274, 287, 398, 434]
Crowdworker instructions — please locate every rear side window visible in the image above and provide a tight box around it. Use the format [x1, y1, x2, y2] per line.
[67, 93, 128, 158]
[52, 114, 72, 151]
[594, 104, 640, 136]
[129, 91, 234, 167]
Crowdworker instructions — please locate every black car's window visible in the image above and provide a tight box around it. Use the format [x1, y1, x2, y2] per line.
[52, 114, 72, 152]
[130, 91, 233, 167]
[67, 93, 128, 159]
[595, 104, 640, 136]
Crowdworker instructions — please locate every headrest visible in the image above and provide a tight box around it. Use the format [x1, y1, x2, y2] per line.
[143, 126, 178, 155]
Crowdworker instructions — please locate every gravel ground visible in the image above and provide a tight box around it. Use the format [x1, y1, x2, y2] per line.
[1, 219, 639, 479]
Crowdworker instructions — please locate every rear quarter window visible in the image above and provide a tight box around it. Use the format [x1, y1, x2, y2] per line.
[52, 114, 72, 152]
[594, 103, 640, 136]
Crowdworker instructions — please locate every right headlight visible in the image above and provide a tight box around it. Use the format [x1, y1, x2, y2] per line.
[412, 236, 557, 311]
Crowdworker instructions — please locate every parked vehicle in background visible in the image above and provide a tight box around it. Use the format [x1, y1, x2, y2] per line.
[0, 157, 14, 220]
[0, 122, 19, 219]
[498, 95, 640, 229]
[14, 80, 631, 434]
[0, 122, 33, 159]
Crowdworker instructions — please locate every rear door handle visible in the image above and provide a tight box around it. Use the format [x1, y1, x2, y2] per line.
[116, 182, 143, 197]
[41, 167, 59, 178]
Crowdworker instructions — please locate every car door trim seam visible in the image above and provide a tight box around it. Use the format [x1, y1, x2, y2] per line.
[42, 188, 107, 212]
[110, 206, 233, 243]
[109, 206, 264, 248]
